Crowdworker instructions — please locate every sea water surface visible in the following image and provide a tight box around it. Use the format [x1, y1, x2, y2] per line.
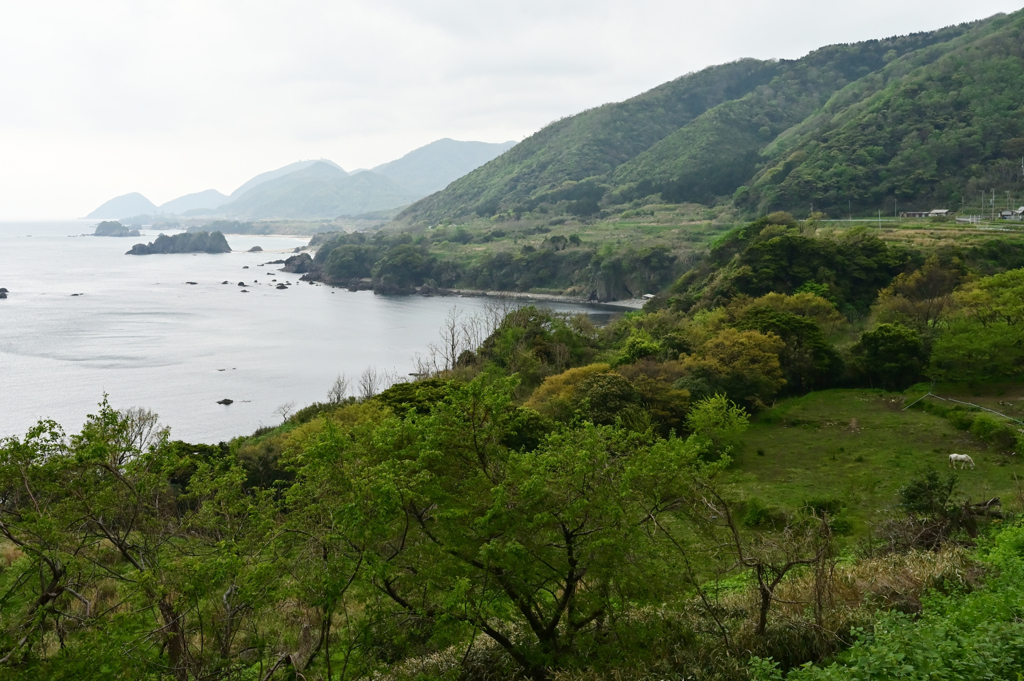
[0, 221, 623, 442]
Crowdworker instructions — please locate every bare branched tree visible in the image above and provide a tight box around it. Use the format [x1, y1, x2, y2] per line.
[437, 306, 464, 372]
[358, 367, 400, 400]
[483, 294, 521, 334]
[327, 373, 350, 404]
[119, 407, 166, 452]
[687, 482, 834, 636]
[274, 401, 297, 422]
[414, 300, 524, 381]
[411, 351, 440, 378]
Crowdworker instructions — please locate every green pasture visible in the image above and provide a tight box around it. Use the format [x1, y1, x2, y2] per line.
[727, 389, 1022, 532]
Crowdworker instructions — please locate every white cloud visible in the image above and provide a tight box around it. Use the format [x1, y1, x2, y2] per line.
[0, 0, 1019, 217]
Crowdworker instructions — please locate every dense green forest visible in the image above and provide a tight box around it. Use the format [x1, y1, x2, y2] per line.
[393, 9, 1024, 225]
[6, 212, 1024, 680]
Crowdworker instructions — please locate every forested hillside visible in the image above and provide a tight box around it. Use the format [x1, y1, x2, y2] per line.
[401, 58, 781, 222]
[740, 12, 1024, 214]
[395, 10, 1024, 224]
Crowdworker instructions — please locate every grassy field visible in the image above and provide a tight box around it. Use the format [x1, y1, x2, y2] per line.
[727, 388, 1023, 534]
[411, 212, 1024, 294]
[819, 217, 1024, 250]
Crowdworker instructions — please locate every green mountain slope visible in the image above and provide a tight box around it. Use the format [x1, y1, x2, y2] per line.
[739, 11, 1024, 215]
[399, 58, 782, 222]
[219, 162, 418, 219]
[396, 11, 1017, 224]
[612, 23, 976, 205]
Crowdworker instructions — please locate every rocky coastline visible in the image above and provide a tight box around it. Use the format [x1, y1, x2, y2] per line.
[127, 231, 232, 255]
[93, 221, 140, 237]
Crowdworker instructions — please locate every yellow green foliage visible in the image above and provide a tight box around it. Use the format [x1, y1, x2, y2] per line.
[617, 359, 692, 434]
[873, 255, 962, 335]
[526, 363, 611, 420]
[680, 328, 786, 410]
[735, 292, 847, 336]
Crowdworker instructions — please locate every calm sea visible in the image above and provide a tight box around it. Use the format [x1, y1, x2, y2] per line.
[0, 221, 622, 443]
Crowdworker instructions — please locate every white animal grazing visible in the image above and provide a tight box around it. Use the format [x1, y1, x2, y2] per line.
[949, 453, 975, 470]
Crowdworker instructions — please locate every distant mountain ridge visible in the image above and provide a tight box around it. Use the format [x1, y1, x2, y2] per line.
[228, 159, 346, 199]
[86, 141, 515, 221]
[219, 162, 419, 219]
[158, 189, 229, 215]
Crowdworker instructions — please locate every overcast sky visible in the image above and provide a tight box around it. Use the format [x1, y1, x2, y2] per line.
[0, 0, 1020, 219]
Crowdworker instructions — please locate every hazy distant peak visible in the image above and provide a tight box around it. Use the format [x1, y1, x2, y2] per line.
[158, 189, 229, 215]
[229, 159, 346, 198]
[217, 164, 416, 219]
[86, 192, 157, 219]
[371, 139, 518, 197]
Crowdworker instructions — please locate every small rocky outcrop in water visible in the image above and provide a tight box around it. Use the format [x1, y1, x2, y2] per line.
[0, 287, 7, 299]
[281, 253, 314, 273]
[217, 398, 234, 405]
[126, 231, 231, 255]
[94, 221, 141, 237]
[248, 246, 263, 252]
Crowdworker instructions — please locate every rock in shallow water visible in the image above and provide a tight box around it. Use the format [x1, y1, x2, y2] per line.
[217, 398, 234, 405]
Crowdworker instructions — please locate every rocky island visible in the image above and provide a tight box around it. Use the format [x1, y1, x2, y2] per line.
[126, 231, 231, 255]
[93, 221, 140, 237]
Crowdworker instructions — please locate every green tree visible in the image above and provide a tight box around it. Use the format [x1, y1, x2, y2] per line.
[930, 268, 1024, 381]
[0, 399, 280, 679]
[571, 372, 646, 428]
[321, 377, 700, 680]
[735, 306, 843, 393]
[685, 394, 750, 458]
[852, 323, 926, 390]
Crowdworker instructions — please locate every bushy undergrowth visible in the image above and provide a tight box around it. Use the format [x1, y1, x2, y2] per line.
[752, 524, 1024, 681]
[915, 399, 1022, 453]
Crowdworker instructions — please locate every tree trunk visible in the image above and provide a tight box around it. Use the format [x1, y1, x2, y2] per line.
[756, 583, 772, 636]
[159, 600, 189, 681]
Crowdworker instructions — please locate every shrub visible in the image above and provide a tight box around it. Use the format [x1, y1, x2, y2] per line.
[968, 413, 1017, 449]
[744, 499, 780, 528]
